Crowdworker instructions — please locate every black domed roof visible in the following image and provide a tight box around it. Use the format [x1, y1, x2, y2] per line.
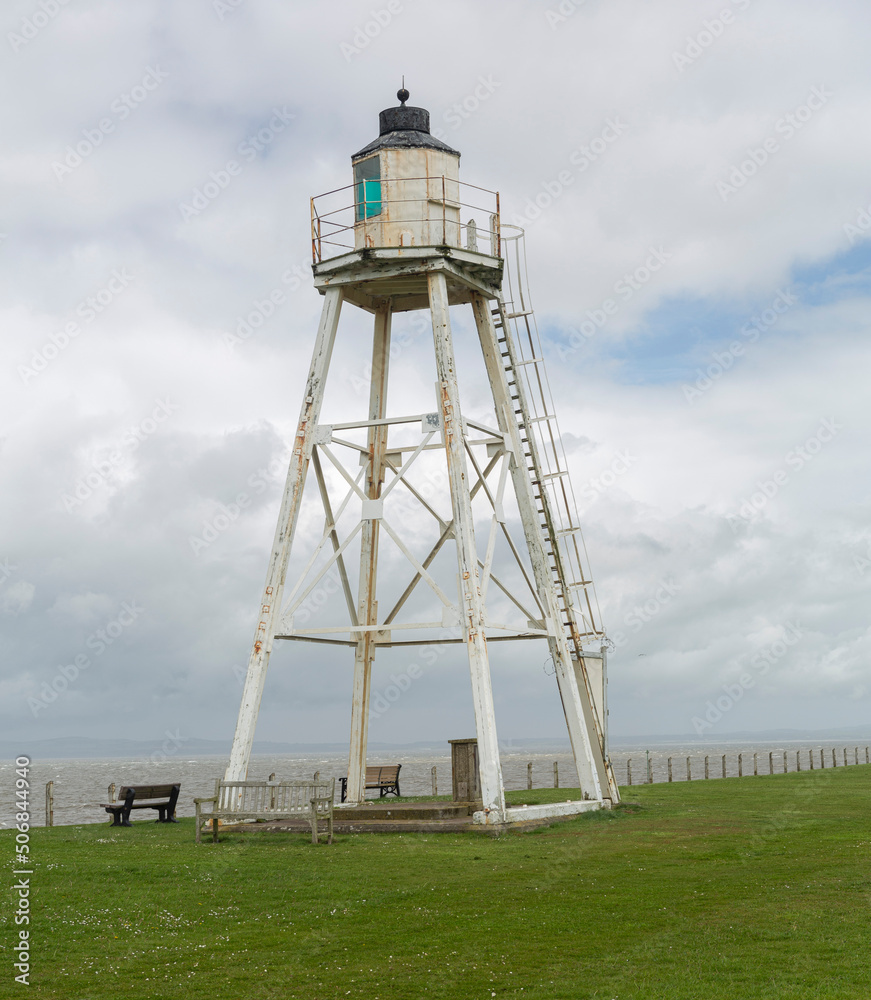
[352, 90, 460, 161]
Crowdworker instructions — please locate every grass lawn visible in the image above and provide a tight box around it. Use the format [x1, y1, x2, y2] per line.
[3, 766, 871, 998]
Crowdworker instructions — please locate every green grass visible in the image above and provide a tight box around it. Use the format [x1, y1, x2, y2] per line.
[4, 767, 871, 998]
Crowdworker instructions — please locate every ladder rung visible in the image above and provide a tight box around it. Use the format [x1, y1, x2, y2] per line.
[513, 357, 543, 367]
[505, 309, 534, 319]
[527, 414, 556, 424]
[540, 471, 568, 481]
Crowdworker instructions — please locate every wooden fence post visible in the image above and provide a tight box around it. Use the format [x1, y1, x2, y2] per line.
[753, 753, 758, 776]
[553, 761, 559, 788]
[738, 753, 743, 777]
[832, 748, 837, 768]
[866, 747, 869, 765]
[783, 752, 787, 774]
[527, 762, 533, 790]
[809, 749, 814, 770]
[769, 752, 773, 775]
[45, 781, 54, 828]
[843, 748, 848, 767]
[628, 759, 632, 786]
[269, 772, 277, 808]
[431, 766, 437, 796]
[647, 756, 653, 785]
[108, 782, 116, 802]
[313, 771, 320, 780]
[705, 756, 709, 779]
[686, 757, 691, 781]
[820, 748, 825, 769]
[796, 751, 801, 772]
[854, 747, 859, 766]
[668, 757, 673, 782]
[721, 754, 726, 779]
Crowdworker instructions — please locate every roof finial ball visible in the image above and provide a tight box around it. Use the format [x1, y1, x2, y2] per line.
[397, 83, 409, 106]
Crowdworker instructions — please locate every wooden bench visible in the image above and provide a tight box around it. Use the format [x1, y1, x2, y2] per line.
[339, 764, 401, 802]
[193, 778, 335, 845]
[100, 783, 180, 826]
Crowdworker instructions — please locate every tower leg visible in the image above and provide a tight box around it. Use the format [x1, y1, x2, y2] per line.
[225, 287, 344, 782]
[470, 292, 604, 802]
[429, 273, 505, 823]
[346, 301, 392, 803]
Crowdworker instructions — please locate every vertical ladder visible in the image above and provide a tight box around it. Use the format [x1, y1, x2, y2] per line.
[489, 245, 618, 799]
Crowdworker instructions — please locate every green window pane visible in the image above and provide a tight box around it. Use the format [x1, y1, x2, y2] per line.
[356, 179, 382, 220]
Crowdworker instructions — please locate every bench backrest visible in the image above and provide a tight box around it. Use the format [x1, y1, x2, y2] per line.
[215, 779, 335, 814]
[117, 784, 179, 800]
[365, 765, 400, 784]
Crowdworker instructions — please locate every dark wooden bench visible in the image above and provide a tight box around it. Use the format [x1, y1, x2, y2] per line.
[100, 783, 180, 826]
[339, 765, 401, 802]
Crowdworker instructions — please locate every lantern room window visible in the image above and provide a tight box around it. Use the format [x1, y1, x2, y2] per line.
[354, 156, 382, 221]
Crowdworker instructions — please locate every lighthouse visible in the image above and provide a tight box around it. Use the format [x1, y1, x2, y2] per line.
[225, 90, 618, 825]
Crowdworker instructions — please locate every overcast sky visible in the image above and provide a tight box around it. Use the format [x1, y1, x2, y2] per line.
[3, 0, 870, 753]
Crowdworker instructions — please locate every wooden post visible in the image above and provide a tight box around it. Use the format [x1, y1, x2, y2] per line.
[809, 749, 814, 770]
[769, 751, 774, 774]
[431, 766, 437, 796]
[738, 753, 743, 778]
[313, 770, 320, 781]
[854, 747, 859, 766]
[269, 772, 277, 808]
[553, 761, 559, 788]
[832, 748, 837, 767]
[686, 757, 691, 781]
[796, 751, 801, 772]
[866, 747, 869, 765]
[627, 759, 632, 786]
[45, 781, 54, 828]
[108, 782, 116, 802]
[705, 756, 709, 779]
[783, 751, 787, 774]
[668, 757, 673, 782]
[820, 748, 825, 768]
[753, 753, 758, 776]
[721, 754, 726, 779]
[843, 747, 847, 767]
[527, 762, 533, 790]
[647, 756, 652, 785]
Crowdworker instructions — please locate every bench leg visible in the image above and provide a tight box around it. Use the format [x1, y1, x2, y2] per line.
[310, 805, 319, 845]
[212, 818, 219, 844]
[195, 805, 202, 844]
[327, 810, 333, 846]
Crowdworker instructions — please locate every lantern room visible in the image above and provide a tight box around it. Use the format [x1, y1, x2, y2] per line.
[350, 88, 461, 250]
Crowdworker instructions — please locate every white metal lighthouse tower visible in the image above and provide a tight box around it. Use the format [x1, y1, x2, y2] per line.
[226, 90, 619, 823]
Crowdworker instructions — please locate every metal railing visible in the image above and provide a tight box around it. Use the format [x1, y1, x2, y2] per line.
[310, 175, 501, 263]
